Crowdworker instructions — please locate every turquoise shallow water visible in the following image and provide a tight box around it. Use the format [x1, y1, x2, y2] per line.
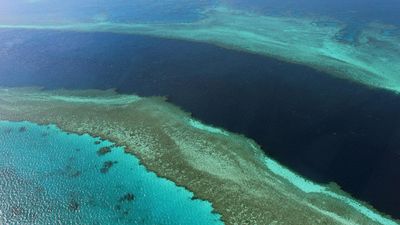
[0, 121, 223, 225]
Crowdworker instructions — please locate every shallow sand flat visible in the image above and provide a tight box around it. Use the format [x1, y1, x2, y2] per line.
[0, 6, 399, 92]
[0, 87, 398, 225]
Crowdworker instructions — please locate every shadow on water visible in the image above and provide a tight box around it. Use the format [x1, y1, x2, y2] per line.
[1, 29, 400, 219]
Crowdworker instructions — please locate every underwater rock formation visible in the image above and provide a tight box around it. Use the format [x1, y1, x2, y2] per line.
[97, 146, 112, 156]
[100, 161, 118, 174]
[119, 193, 135, 202]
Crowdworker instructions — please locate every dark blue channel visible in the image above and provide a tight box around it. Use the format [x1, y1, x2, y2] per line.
[0, 29, 399, 219]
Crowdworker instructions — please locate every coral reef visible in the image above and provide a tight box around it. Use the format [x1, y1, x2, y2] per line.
[1, 6, 399, 92]
[0, 87, 397, 225]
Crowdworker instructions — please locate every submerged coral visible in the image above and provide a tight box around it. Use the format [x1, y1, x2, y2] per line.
[1, 6, 399, 92]
[0, 87, 397, 225]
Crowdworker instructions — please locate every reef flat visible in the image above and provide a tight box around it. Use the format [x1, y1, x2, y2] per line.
[0, 6, 399, 92]
[0, 87, 398, 225]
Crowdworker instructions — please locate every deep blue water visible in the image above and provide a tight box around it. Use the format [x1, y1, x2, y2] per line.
[0, 121, 223, 224]
[0, 29, 400, 219]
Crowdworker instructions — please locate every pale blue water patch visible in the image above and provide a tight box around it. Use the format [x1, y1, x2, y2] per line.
[0, 0, 217, 24]
[0, 120, 223, 225]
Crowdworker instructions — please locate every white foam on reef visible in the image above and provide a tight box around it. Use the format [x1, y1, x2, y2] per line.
[0, 6, 399, 92]
[263, 157, 398, 225]
[264, 158, 326, 193]
[49, 95, 141, 105]
[188, 119, 227, 136]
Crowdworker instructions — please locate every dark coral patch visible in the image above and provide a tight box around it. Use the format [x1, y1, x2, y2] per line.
[97, 146, 112, 156]
[11, 206, 23, 216]
[35, 186, 45, 193]
[100, 161, 117, 174]
[68, 199, 79, 211]
[94, 140, 101, 145]
[69, 171, 82, 178]
[18, 126, 27, 132]
[3, 128, 12, 134]
[119, 193, 135, 202]
[123, 147, 133, 154]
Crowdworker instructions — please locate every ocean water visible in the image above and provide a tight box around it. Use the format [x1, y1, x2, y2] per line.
[0, 121, 223, 225]
[0, 0, 216, 24]
[0, 29, 399, 219]
[1, 0, 400, 223]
